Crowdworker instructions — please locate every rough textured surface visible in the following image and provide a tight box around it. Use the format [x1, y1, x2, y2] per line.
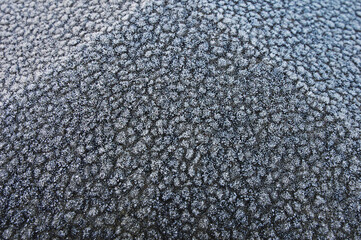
[1, 0, 361, 239]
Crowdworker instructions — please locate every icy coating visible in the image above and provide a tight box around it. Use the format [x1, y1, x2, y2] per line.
[0, 0, 361, 239]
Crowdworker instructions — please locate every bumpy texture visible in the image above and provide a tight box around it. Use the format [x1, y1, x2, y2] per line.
[1, 0, 361, 239]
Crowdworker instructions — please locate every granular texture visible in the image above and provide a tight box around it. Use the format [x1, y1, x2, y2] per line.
[0, 0, 360, 239]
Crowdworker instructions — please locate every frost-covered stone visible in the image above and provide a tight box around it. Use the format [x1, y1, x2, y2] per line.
[0, 0, 361, 239]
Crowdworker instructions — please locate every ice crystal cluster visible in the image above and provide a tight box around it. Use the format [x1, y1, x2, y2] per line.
[0, 0, 360, 239]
